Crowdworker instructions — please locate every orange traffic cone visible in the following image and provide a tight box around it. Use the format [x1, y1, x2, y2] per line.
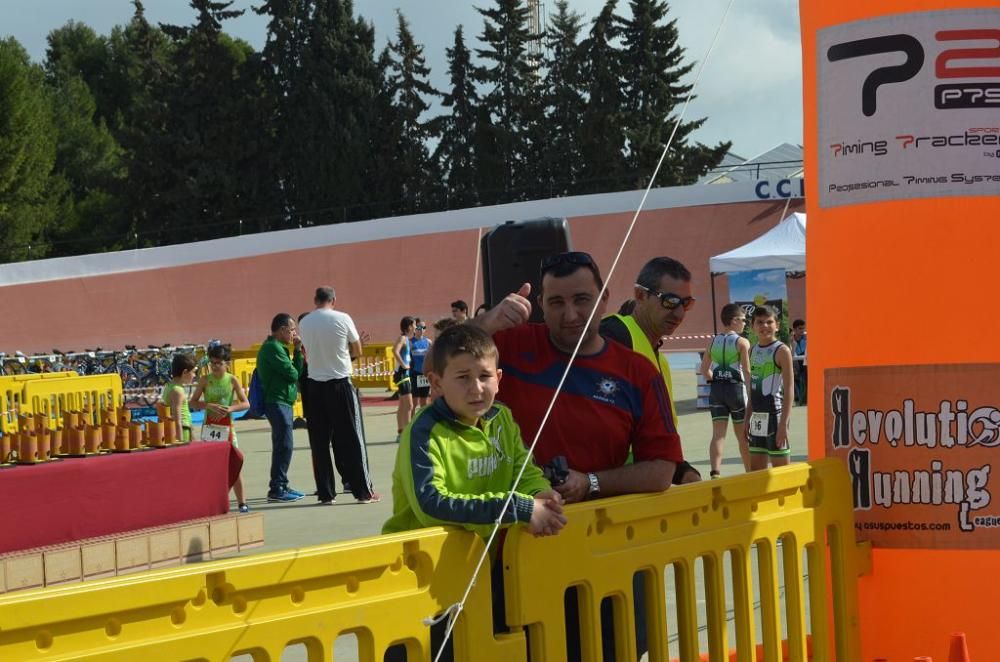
[949, 633, 970, 662]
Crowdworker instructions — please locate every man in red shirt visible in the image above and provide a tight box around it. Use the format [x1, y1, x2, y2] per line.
[476, 251, 683, 503]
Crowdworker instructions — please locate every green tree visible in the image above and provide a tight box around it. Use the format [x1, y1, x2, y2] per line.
[474, 0, 543, 198]
[432, 26, 480, 209]
[384, 11, 440, 212]
[577, 0, 628, 193]
[259, 0, 379, 225]
[616, 0, 729, 185]
[541, 1, 587, 195]
[155, 0, 259, 241]
[45, 75, 127, 256]
[0, 39, 60, 261]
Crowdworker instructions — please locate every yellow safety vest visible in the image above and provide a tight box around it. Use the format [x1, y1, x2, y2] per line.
[613, 314, 678, 422]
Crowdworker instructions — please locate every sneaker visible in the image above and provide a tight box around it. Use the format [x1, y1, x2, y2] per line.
[709, 470, 721, 480]
[285, 487, 305, 498]
[267, 490, 304, 503]
[356, 491, 381, 504]
[342, 482, 352, 494]
[238, 503, 250, 513]
[319, 498, 335, 505]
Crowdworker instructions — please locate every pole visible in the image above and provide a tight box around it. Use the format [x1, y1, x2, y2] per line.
[710, 273, 718, 335]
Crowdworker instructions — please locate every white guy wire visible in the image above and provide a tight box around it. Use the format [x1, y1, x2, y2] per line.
[431, 2, 739, 659]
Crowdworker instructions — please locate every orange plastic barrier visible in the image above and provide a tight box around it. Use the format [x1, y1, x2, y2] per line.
[801, 0, 1000, 659]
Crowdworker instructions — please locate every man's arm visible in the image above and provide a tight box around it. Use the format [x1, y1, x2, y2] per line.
[472, 283, 532, 335]
[738, 337, 752, 385]
[555, 460, 675, 503]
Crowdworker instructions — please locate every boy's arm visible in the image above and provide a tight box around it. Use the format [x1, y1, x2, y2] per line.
[699, 341, 714, 381]
[776, 344, 794, 448]
[501, 409, 551, 497]
[168, 388, 185, 440]
[402, 426, 534, 532]
[229, 374, 250, 413]
[188, 377, 207, 411]
[738, 338, 752, 386]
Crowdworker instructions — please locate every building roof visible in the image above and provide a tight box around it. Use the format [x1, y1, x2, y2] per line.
[699, 142, 804, 184]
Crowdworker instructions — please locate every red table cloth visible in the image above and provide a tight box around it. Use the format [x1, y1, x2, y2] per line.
[0, 441, 240, 554]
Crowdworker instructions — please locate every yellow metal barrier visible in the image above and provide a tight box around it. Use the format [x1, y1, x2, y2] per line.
[21, 374, 123, 430]
[1, 373, 79, 435]
[502, 458, 861, 662]
[0, 529, 526, 662]
[352, 343, 396, 391]
[0, 460, 861, 660]
[232, 357, 304, 420]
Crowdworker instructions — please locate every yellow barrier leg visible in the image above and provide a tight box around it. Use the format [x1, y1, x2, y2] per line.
[757, 540, 783, 662]
[730, 545, 759, 662]
[703, 551, 730, 662]
[781, 535, 809, 662]
[673, 558, 699, 662]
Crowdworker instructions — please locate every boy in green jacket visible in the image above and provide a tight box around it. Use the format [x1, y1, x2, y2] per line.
[256, 313, 306, 503]
[383, 323, 565, 662]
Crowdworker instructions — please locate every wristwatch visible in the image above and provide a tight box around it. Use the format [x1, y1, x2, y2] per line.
[587, 472, 601, 499]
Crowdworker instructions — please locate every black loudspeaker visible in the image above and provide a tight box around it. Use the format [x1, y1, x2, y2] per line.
[480, 218, 572, 323]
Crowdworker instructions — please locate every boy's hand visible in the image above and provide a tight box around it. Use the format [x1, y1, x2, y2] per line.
[776, 427, 788, 450]
[554, 469, 589, 504]
[529, 497, 567, 537]
[534, 489, 564, 507]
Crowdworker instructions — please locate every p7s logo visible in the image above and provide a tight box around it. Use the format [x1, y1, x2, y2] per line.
[827, 29, 1000, 115]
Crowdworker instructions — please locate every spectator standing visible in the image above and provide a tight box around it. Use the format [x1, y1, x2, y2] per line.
[392, 316, 415, 439]
[298, 286, 379, 504]
[450, 299, 469, 322]
[256, 314, 306, 503]
[409, 318, 432, 409]
[791, 318, 807, 404]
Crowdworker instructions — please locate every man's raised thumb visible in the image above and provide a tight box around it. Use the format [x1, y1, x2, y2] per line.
[517, 282, 531, 298]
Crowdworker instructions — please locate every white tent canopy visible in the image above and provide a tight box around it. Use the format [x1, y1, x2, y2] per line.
[709, 212, 806, 274]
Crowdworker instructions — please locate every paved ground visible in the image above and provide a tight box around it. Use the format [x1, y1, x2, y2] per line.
[224, 368, 810, 661]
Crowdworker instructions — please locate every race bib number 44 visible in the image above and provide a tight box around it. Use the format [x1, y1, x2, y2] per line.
[201, 424, 230, 442]
[749, 412, 770, 437]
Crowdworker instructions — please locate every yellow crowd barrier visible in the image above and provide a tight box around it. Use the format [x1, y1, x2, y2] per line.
[232, 357, 304, 420]
[0, 529, 524, 662]
[352, 343, 396, 391]
[21, 374, 123, 430]
[503, 458, 862, 662]
[0, 459, 862, 660]
[1, 372, 81, 435]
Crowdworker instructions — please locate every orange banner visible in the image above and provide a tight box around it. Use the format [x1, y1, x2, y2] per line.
[826, 364, 1000, 549]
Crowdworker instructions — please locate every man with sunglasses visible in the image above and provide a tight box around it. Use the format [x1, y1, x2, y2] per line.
[475, 250, 685, 660]
[600, 256, 702, 484]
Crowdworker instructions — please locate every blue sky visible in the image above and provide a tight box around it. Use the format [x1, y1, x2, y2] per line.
[728, 268, 787, 302]
[1, 0, 803, 158]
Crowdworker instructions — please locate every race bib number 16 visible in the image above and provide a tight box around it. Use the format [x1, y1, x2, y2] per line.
[748, 412, 770, 437]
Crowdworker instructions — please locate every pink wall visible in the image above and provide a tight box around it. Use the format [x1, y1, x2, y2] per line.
[0, 198, 803, 354]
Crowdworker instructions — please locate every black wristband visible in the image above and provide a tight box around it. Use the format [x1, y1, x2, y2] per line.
[672, 460, 698, 485]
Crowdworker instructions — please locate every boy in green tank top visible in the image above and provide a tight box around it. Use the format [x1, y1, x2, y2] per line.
[190, 344, 251, 513]
[161, 354, 196, 443]
[744, 305, 795, 470]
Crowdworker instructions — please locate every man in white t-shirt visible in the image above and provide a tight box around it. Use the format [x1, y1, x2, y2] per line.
[298, 286, 379, 504]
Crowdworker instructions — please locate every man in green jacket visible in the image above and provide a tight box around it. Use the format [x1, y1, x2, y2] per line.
[257, 313, 306, 503]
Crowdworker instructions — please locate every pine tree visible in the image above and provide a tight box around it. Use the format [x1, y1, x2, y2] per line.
[616, 0, 729, 185]
[155, 0, 255, 241]
[431, 26, 479, 209]
[541, 1, 587, 195]
[260, 0, 379, 225]
[0, 39, 60, 261]
[474, 0, 542, 198]
[577, 0, 629, 194]
[385, 11, 439, 212]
